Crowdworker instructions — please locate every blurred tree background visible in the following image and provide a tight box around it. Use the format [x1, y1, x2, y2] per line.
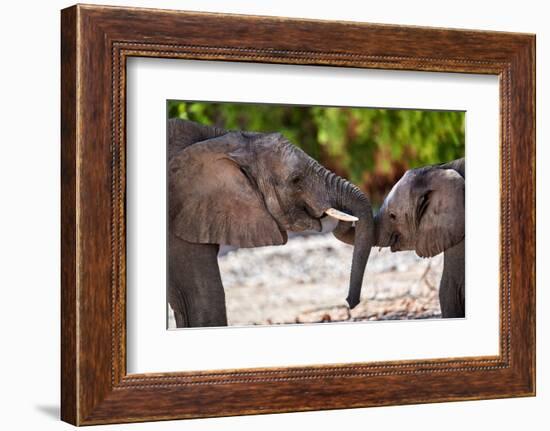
[168, 101, 464, 207]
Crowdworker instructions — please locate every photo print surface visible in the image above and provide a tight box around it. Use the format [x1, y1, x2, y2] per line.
[167, 101, 465, 329]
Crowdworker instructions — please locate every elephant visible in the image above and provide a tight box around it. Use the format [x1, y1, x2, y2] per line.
[168, 119, 375, 328]
[334, 158, 465, 318]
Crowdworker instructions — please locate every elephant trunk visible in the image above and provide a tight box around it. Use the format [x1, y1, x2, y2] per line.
[374, 202, 392, 248]
[373, 211, 383, 246]
[323, 170, 374, 309]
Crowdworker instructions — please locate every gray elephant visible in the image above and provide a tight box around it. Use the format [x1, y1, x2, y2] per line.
[168, 119, 375, 327]
[335, 158, 465, 318]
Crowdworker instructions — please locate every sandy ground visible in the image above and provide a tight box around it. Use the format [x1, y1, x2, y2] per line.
[168, 233, 443, 328]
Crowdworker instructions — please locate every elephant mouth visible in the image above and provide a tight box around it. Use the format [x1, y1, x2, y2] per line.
[290, 216, 322, 233]
[298, 205, 324, 232]
[389, 232, 401, 252]
[313, 217, 323, 232]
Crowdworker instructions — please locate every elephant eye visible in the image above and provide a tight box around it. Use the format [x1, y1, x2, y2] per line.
[389, 212, 397, 220]
[290, 174, 302, 185]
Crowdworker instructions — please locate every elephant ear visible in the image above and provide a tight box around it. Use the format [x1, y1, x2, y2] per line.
[415, 168, 465, 258]
[168, 134, 287, 248]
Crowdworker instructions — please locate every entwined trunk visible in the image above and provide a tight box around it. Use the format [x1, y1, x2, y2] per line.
[322, 169, 374, 309]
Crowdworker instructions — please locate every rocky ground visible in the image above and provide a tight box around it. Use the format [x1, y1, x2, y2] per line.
[168, 233, 443, 328]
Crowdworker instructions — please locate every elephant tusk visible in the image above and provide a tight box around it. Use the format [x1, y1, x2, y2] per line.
[324, 208, 359, 222]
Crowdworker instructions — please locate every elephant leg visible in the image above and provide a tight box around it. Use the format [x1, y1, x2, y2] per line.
[439, 242, 465, 318]
[438, 277, 465, 318]
[172, 306, 188, 328]
[168, 234, 227, 328]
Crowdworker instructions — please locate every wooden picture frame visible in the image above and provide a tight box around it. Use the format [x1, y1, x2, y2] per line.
[61, 4, 535, 425]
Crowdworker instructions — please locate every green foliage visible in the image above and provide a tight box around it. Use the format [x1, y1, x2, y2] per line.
[167, 100, 464, 206]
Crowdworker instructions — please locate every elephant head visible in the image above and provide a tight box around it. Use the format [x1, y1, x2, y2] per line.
[375, 159, 465, 258]
[168, 119, 374, 309]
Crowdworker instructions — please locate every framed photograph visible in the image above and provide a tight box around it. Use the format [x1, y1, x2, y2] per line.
[61, 4, 535, 425]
